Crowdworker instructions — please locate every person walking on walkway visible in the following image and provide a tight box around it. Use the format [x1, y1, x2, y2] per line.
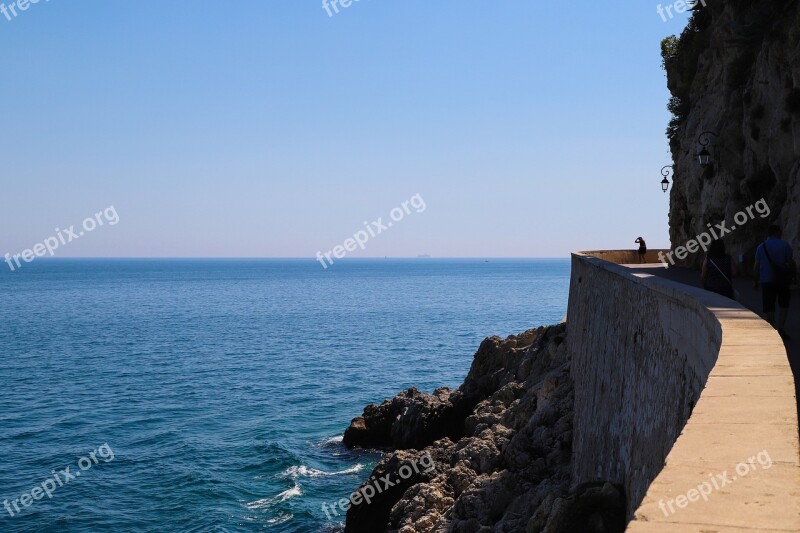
[754, 225, 795, 339]
[635, 237, 647, 264]
[701, 239, 738, 299]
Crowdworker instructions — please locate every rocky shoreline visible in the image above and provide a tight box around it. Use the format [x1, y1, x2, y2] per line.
[340, 324, 626, 533]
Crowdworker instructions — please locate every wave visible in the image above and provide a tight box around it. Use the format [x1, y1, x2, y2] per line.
[321, 435, 344, 445]
[282, 464, 364, 479]
[319, 522, 346, 533]
[245, 485, 302, 510]
[266, 512, 294, 526]
[279, 485, 302, 500]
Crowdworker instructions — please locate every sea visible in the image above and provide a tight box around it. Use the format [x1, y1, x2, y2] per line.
[0, 258, 570, 532]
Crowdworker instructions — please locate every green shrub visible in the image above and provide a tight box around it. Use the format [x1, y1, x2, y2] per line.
[661, 36, 679, 71]
[666, 96, 689, 140]
[662, 6, 710, 143]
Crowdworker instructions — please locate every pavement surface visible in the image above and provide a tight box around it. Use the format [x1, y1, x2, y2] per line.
[628, 264, 800, 421]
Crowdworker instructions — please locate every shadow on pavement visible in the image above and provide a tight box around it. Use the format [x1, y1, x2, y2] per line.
[628, 264, 800, 427]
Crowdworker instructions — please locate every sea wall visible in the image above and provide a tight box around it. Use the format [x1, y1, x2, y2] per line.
[577, 250, 668, 265]
[568, 252, 800, 531]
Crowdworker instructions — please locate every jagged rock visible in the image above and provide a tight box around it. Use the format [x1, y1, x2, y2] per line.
[531, 482, 627, 533]
[344, 450, 438, 533]
[341, 324, 624, 532]
[452, 428, 506, 474]
[449, 470, 519, 526]
[447, 460, 478, 497]
[388, 475, 454, 533]
[343, 387, 464, 450]
[343, 328, 554, 451]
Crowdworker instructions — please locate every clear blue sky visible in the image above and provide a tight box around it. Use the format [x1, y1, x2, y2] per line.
[0, 0, 689, 258]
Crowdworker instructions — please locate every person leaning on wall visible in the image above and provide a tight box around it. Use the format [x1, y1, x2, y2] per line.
[635, 237, 647, 264]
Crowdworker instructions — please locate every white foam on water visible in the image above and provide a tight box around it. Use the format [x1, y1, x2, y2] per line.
[245, 485, 302, 510]
[266, 512, 293, 525]
[282, 464, 364, 479]
[334, 464, 364, 475]
[279, 485, 302, 500]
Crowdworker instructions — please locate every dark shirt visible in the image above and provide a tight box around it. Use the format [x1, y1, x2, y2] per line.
[755, 237, 793, 283]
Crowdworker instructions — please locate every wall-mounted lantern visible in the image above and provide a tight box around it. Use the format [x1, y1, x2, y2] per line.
[661, 165, 673, 193]
[697, 131, 719, 168]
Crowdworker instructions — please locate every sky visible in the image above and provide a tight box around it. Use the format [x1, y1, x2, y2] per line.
[0, 0, 690, 258]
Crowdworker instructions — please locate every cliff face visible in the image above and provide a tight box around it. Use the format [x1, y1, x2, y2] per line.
[665, 1, 800, 265]
[341, 325, 626, 533]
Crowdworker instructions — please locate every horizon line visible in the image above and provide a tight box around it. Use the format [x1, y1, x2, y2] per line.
[9, 256, 572, 260]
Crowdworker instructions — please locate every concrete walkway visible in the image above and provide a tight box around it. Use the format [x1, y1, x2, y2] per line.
[575, 253, 800, 531]
[628, 264, 800, 423]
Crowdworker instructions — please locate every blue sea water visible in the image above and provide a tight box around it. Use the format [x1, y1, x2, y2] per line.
[0, 259, 570, 532]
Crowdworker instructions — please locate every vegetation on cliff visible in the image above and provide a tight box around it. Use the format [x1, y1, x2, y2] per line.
[663, 1, 800, 262]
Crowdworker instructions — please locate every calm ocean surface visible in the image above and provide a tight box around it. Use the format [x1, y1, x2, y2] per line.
[0, 259, 570, 532]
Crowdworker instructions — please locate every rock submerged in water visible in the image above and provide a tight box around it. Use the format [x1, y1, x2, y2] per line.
[341, 324, 626, 533]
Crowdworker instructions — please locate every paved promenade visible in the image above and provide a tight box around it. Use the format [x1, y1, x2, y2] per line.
[628, 263, 800, 422]
[576, 253, 800, 531]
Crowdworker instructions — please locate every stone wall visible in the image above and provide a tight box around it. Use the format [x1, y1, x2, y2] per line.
[578, 249, 669, 265]
[568, 252, 800, 530]
[568, 253, 720, 518]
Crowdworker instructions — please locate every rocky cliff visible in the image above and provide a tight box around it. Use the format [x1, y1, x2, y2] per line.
[664, 0, 800, 265]
[340, 325, 626, 533]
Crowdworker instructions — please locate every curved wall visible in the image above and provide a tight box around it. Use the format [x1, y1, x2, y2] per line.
[576, 249, 669, 265]
[568, 251, 800, 531]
